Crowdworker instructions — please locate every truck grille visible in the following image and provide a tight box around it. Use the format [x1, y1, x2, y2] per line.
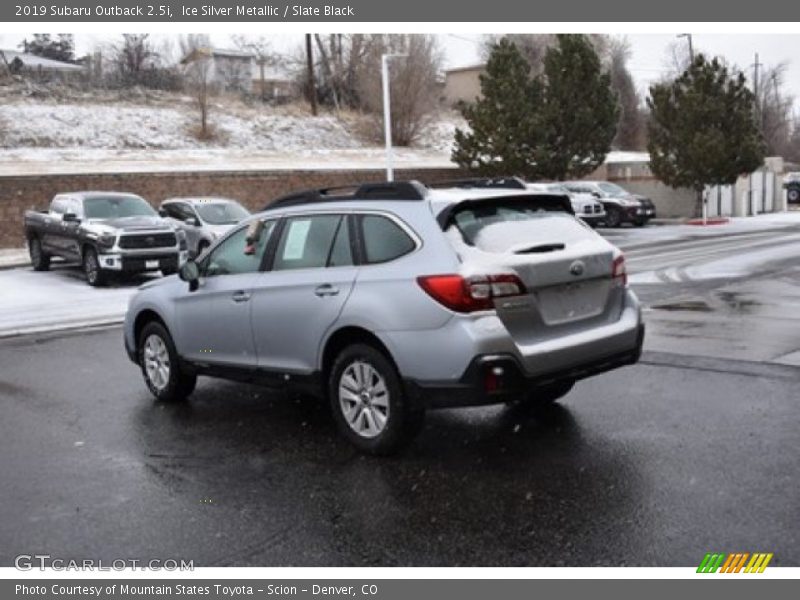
[118, 232, 177, 249]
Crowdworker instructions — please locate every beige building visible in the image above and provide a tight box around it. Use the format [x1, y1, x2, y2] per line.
[442, 63, 486, 106]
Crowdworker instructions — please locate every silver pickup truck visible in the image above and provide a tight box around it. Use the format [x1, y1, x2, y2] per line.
[24, 191, 188, 286]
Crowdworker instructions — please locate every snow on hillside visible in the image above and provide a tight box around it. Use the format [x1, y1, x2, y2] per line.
[0, 100, 464, 158]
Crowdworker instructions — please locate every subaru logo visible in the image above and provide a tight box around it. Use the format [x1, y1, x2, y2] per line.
[569, 260, 585, 276]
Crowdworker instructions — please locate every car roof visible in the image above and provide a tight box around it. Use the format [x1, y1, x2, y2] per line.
[65, 191, 146, 200]
[162, 197, 238, 205]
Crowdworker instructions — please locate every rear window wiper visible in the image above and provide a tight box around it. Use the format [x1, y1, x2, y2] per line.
[514, 243, 566, 254]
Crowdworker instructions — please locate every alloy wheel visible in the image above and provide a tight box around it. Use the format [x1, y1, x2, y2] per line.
[338, 361, 390, 439]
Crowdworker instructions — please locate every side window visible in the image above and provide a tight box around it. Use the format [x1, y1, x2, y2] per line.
[273, 215, 342, 271]
[163, 203, 194, 221]
[204, 221, 274, 277]
[50, 198, 68, 215]
[360, 215, 416, 264]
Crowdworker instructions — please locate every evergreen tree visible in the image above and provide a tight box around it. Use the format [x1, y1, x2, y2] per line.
[451, 39, 543, 178]
[536, 34, 619, 179]
[452, 35, 617, 180]
[647, 55, 765, 217]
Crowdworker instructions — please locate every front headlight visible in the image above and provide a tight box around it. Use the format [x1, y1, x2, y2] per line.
[97, 233, 116, 248]
[175, 229, 188, 250]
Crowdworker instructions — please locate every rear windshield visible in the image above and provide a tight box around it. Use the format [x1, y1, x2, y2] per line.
[83, 196, 155, 219]
[449, 197, 580, 247]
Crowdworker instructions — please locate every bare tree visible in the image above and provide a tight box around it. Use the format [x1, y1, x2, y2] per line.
[180, 34, 214, 140]
[112, 34, 157, 81]
[756, 62, 794, 157]
[357, 35, 442, 146]
[608, 37, 645, 150]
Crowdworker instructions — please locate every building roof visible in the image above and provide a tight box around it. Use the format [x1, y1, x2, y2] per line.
[0, 50, 84, 72]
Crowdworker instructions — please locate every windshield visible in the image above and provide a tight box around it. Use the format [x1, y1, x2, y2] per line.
[83, 195, 156, 219]
[598, 182, 630, 196]
[546, 184, 569, 193]
[195, 201, 251, 225]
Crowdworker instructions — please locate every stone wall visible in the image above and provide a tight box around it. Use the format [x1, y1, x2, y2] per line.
[0, 167, 462, 249]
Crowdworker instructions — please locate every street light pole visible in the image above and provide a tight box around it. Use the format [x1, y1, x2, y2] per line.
[382, 53, 408, 182]
[677, 33, 694, 63]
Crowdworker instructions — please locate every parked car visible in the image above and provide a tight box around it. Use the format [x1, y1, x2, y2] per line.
[124, 178, 644, 454]
[159, 197, 251, 257]
[784, 173, 800, 204]
[24, 192, 188, 286]
[564, 181, 656, 227]
[527, 182, 606, 227]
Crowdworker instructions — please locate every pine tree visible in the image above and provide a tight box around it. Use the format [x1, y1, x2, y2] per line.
[452, 35, 618, 180]
[536, 34, 619, 179]
[647, 55, 765, 217]
[451, 39, 543, 178]
[20, 34, 75, 63]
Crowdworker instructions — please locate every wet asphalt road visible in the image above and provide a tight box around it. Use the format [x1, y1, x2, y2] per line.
[1, 325, 798, 567]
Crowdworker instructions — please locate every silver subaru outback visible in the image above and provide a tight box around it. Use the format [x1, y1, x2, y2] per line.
[124, 178, 644, 454]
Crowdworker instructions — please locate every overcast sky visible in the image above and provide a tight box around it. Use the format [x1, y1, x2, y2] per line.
[3, 32, 799, 104]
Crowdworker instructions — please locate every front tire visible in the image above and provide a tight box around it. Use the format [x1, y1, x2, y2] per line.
[138, 321, 196, 403]
[788, 188, 800, 203]
[83, 247, 107, 287]
[329, 343, 424, 455]
[29, 237, 51, 271]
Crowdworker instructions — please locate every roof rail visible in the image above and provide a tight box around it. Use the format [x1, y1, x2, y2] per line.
[265, 180, 428, 210]
[427, 176, 527, 190]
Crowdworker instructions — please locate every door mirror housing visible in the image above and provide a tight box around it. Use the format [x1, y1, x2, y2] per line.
[62, 212, 80, 223]
[179, 260, 201, 291]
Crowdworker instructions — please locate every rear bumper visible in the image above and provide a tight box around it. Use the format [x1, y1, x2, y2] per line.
[406, 323, 644, 409]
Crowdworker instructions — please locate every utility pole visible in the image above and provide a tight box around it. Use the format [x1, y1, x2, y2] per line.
[305, 33, 317, 116]
[751, 52, 762, 125]
[677, 33, 694, 63]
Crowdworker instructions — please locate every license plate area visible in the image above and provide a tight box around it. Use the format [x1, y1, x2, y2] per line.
[536, 280, 608, 325]
[145, 259, 159, 270]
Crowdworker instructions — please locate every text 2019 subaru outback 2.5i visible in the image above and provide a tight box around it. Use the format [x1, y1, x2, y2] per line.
[124, 178, 644, 454]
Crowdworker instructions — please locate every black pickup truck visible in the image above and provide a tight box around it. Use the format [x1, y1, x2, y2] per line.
[24, 191, 188, 286]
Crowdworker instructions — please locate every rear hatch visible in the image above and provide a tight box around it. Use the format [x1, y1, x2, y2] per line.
[440, 194, 625, 345]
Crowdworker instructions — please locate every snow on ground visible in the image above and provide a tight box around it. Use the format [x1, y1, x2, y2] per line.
[0, 99, 463, 174]
[0, 265, 144, 337]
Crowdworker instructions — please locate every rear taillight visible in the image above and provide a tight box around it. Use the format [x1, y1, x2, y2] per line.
[417, 274, 527, 313]
[612, 254, 627, 286]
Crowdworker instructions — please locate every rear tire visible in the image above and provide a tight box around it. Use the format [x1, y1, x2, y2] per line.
[788, 188, 800, 203]
[604, 207, 623, 228]
[138, 321, 196, 403]
[329, 343, 424, 455]
[83, 247, 107, 287]
[29, 237, 50, 271]
[508, 379, 575, 411]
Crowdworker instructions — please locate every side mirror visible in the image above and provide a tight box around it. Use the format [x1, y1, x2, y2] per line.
[592, 192, 602, 198]
[185, 217, 201, 227]
[179, 260, 200, 291]
[158, 208, 168, 217]
[63, 212, 80, 223]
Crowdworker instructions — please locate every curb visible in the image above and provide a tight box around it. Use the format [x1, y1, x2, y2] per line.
[0, 317, 125, 340]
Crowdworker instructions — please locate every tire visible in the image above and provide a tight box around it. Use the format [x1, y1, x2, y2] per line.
[82, 247, 107, 287]
[329, 343, 424, 455]
[162, 266, 178, 276]
[508, 379, 576, 411]
[529, 379, 575, 405]
[29, 237, 50, 271]
[788, 188, 800, 203]
[604, 206, 623, 228]
[634, 218, 648, 227]
[138, 321, 196, 403]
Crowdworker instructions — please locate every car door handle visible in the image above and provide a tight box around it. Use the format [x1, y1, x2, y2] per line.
[314, 284, 340, 297]
[231, 291, 251, 303]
